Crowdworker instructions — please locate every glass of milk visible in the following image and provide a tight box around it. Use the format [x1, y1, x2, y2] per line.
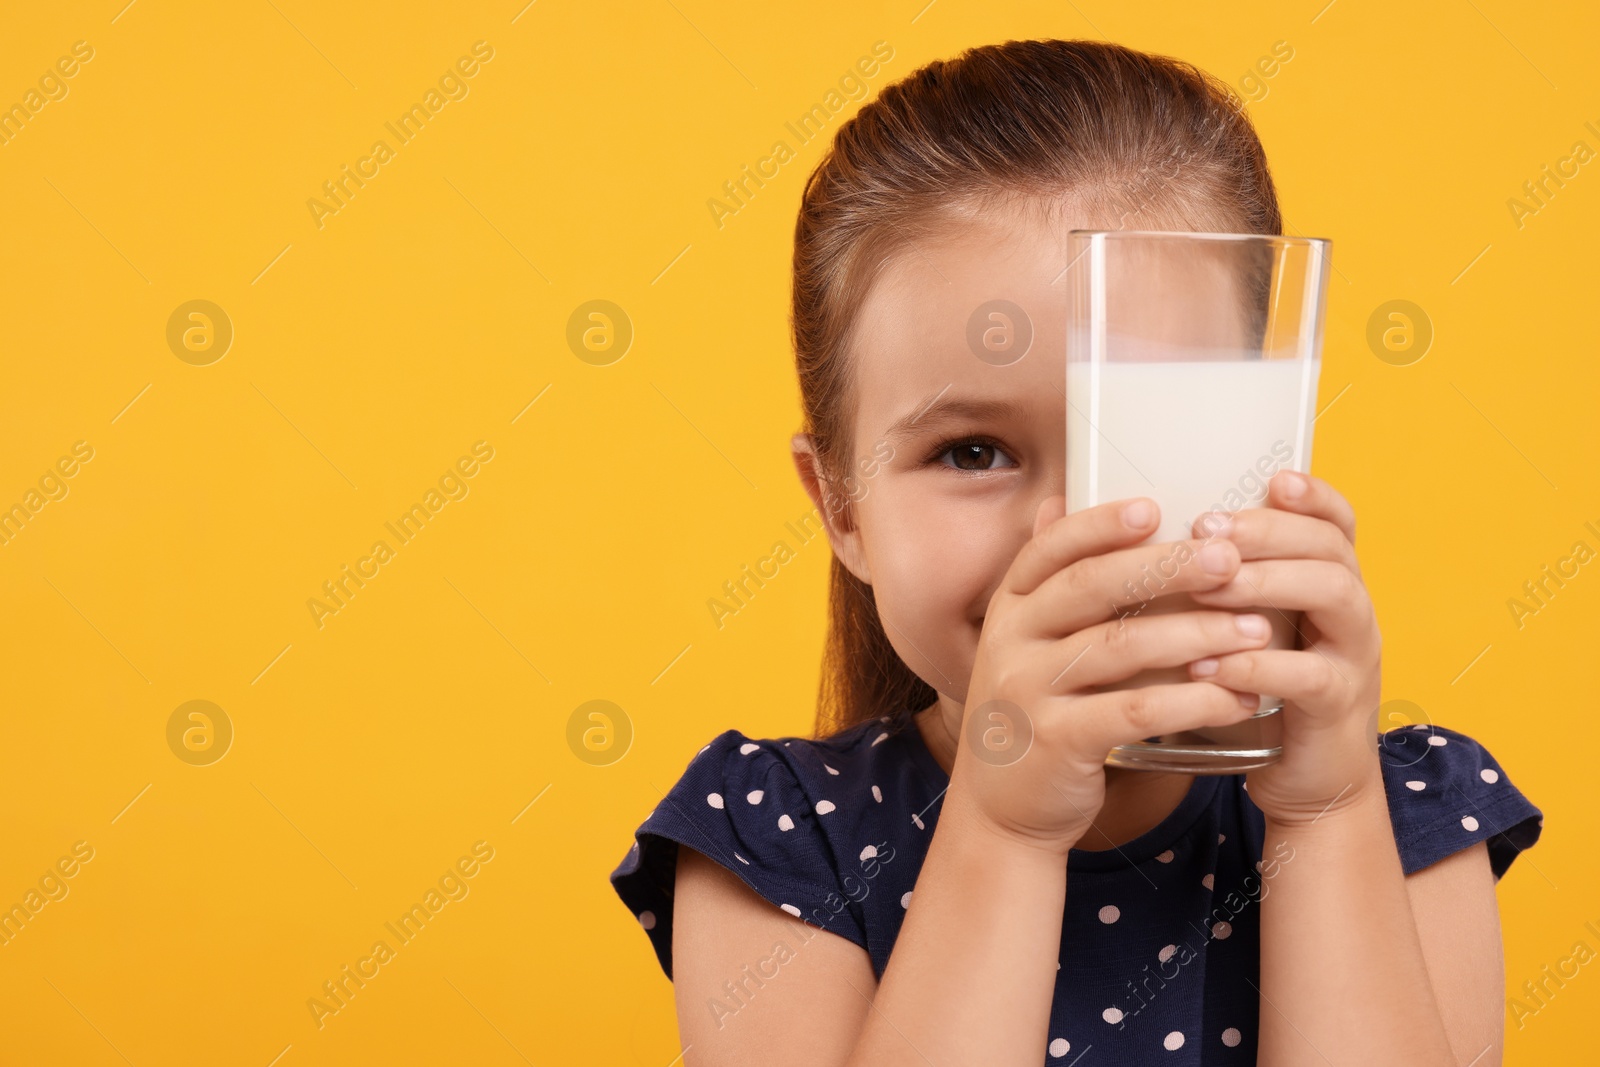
[1063, 229, 1331, 774]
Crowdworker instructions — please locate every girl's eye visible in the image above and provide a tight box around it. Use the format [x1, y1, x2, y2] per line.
[929, 436, 1018, 472]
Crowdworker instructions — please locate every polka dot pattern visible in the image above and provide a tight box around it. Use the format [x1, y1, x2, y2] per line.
[607, 718, 1543, 1054]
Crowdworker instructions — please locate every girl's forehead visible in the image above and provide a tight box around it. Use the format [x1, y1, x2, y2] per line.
[848, 216, 1069, 414]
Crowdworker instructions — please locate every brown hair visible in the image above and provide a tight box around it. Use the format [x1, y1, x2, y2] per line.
[791, 38, 1283, 740]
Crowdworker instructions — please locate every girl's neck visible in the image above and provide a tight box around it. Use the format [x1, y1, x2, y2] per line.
[913, 698, 1196, 852]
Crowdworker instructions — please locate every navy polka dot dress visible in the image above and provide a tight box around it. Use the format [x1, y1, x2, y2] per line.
[610, 716, 1542, 1063]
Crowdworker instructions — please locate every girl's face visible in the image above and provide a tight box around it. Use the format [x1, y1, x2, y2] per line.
[818, 207, 1083, 710]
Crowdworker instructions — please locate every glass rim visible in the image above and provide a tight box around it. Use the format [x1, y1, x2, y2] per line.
[1066, 228, 1330, 248]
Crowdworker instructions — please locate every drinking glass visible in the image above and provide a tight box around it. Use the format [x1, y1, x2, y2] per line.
[1063, 229, 1331, 773]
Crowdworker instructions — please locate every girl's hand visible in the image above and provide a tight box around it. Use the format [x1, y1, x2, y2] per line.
[1185, 470, 1384, 826]
[947, 495, 1274, 860]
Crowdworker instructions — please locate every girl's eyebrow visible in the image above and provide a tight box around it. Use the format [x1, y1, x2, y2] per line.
[882, 391, 1031, 446]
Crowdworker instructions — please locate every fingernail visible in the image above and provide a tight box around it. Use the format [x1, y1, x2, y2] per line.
[1198, 511, 1232, 538]
[1234, 613, 1269, 638]
[1199, 542, 1232, 574]
[1238, 690, 1260, 710]
[1123, 500, 1153, 528]
[1281, 471, 1306, 499]
[1192, 657, 1219, 677]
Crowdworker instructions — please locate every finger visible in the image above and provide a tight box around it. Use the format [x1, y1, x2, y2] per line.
[1036, 609, 1274, 690]
[1192, 506, 1360, 576]
[1034, 494, 1066, 539]
[1068, 681, 1262, 756]
[1268, 470, 1356, 546]
[1186, 648, 1353, 724]
[1013, 534, 1241, 636]
[1007, 496, 1161, 596]
[1188, 559, 1371, 641]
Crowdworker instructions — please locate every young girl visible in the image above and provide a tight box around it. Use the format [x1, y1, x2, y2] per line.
[610, 39, 1543, 1065]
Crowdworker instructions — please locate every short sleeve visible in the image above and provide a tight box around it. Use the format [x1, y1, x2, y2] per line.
[1377, 724, 1543, 880]
[609, 729, 871, 980]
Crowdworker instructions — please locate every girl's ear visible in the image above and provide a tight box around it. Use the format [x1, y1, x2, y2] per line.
[790, 433, 871, 585]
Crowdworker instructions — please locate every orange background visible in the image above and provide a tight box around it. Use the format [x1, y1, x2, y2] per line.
[0, 1, 1595, 1063]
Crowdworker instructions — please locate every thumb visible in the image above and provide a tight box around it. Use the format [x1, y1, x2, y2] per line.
[1033, 494, 1067, 539]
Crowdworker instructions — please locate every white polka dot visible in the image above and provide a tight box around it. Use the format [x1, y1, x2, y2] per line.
[734, 852, 749, 864]
[1481, 768, 1500, 783]
[746, 790, 764, 804]
[1405, 780, 1425, 791]
[1102, 1007, 1124, 1024]
[1164, 1031, 1185, 1050]
[1099, 905, 1120, 923]
[1158, 944, 1176, 963]
[1201, 874, 1214, 890]
[1242, 780, 1248, 791]
[859, 844, 878, 861]
[779, 903, 801, 917]
[706, 792, 724, 809]
[872, 784, 883, 802]
[1048, 1037, 1071, 1057]
[778, 814, 794, 831]
[698, 744, 710, 754]
[900, 891, 912, 909]
[1254, 860, 1263, 871]
[912, 813, 925, 830]
[1221, 1027, 1241, 1047]
[815, 800, 836, 815]
[1212, 921, 1232, 939]
[1428, 735, 1448, 747]
[824, 764, 840, 775]
[1462, 815, 1480, 831]
[740, 742, 761, 755]
[1156, 849, 1175, 863]
[1218, 833, 1226, 844]
[872, 731, 889, 746]
[639, 910, 656, 930]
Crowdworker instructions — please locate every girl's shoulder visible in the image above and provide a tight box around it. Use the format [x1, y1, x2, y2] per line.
[1371, 722, 1543, 880]
[608, 716, 943, 980]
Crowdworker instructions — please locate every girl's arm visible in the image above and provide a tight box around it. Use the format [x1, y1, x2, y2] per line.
[1256, 762, 1502, 1065]
[1186, 471, 1503, 1062]
[673, 797, 1071, 1067]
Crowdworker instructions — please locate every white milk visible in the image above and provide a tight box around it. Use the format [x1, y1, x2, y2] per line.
[1065, 356, 1321, 724]
[1066, 356, 1320, 545]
